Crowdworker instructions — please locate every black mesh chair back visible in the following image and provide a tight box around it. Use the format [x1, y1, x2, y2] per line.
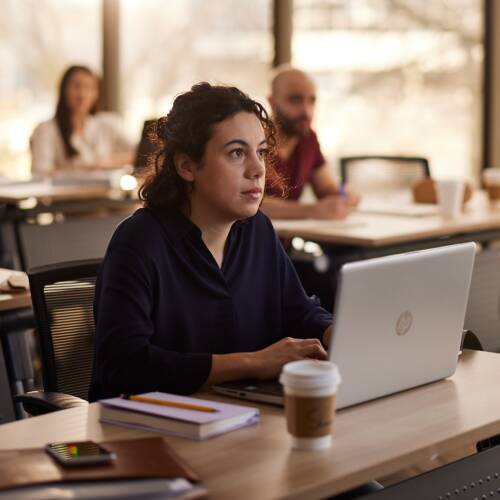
[340, 155, 430, 196]
[28, 259, 101, 401]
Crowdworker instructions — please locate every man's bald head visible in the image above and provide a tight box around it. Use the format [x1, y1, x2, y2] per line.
[271, 66, 315, 98]
[269, 65, 316, 137]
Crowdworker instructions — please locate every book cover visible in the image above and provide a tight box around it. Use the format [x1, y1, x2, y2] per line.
[0, 437, 206, 498]
[99, 392, 259, 440]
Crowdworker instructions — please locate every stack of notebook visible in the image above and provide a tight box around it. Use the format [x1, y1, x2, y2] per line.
[99, 392, 260, 440]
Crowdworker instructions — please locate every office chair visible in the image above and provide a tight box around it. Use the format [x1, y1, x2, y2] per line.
[339, 155, 430, 196]
[14, 259, 101, 416]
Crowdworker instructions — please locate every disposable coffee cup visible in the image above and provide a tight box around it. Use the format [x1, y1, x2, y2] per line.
[279, 360, 341, 451]
[483, 168, 500, 202]
[436, 179, 465, 219]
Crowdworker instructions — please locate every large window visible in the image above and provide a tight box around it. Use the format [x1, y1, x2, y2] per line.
[0, 0, 101, 179]
[120, 0, 272, 139]
[0, 1, 485, 181]
[292, 0, 484, 182]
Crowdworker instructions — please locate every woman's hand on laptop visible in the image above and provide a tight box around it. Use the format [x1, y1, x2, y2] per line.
[250, 337, 328, 380]
[208, 339, 327, 385]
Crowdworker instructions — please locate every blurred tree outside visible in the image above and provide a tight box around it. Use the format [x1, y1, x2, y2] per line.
[293, 0, 483, 182]
[0, 0, 484, 182]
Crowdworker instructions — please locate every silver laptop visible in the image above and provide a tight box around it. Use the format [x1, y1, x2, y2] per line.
[212, 242, 476, 409]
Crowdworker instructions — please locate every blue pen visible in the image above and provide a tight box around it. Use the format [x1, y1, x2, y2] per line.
[338, 184, 347, 198]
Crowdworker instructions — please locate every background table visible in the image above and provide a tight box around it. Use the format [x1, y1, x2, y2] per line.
[273, 194, 500, 253]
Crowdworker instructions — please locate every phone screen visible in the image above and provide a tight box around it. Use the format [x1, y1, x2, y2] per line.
[46, 441, 115, 466]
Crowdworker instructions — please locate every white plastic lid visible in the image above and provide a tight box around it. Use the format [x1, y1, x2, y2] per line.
[279, 360, 342, 391]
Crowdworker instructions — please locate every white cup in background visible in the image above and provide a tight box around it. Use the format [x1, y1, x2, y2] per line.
[436, 180, 465, 219]
[279, 360, 341, 451]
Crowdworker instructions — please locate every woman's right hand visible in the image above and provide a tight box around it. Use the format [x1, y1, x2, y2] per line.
[249, 337, 328, 380]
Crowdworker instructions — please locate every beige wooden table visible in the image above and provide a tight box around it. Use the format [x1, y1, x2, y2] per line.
[272, 193, 500, 248]
[0, 173, 139, 205]
[0, 350, 499, 499]
[0, 183, 121, 204]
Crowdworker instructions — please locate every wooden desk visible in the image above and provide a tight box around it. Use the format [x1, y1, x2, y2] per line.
[273, 194, 500, 250]
[0, 350, 499, 499]
[0, 183, 118, 204]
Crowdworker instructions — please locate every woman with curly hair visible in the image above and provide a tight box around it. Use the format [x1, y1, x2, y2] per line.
[90, 82, 333, 400]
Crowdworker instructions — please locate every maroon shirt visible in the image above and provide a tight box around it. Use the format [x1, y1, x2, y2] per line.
[267, 130, 325, 200]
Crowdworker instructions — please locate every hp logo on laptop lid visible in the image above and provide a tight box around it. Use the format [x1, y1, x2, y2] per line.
[396, 311, 413, 336]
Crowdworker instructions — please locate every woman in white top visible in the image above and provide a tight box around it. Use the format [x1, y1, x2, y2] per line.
[30, 65, 135, 175]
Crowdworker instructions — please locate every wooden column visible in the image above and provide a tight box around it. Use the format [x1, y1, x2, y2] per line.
[102, 0, 120, 113]
[273, 0, 293, 67]
[484, 0, 500, 168]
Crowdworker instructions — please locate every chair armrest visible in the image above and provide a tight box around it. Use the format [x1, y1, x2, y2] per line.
[14, 391, 88, 416]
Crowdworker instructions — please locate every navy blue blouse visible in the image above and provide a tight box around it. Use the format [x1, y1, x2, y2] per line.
[89, 208, 332, 400]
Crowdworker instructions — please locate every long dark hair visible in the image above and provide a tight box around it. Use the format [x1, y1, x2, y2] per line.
[54, 65, 100, 159]
[139, 82, 284, 210]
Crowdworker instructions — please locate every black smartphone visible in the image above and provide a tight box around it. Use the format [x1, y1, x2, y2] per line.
[45, 441, 116, 467]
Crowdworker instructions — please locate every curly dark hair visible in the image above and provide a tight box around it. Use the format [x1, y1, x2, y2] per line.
[55, 65, 100, 159]
[139, 82, 284, 210]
